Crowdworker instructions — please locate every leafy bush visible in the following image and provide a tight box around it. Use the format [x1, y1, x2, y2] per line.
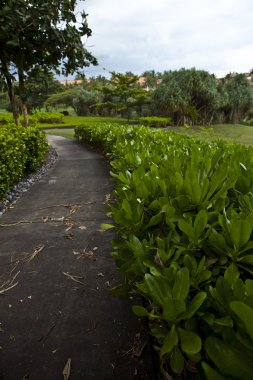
[75, 123, 253, 379]
[33, 111, 64, 124]
[0, 123, 48, 200]
[0, 113, 13, 125]
[139, 116, 172, 128]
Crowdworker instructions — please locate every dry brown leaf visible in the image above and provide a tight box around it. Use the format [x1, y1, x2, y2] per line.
[63, 272, 85, 285]
[62, 358, 71, 380]
[51, 217, 65, 222]
[0, 271, 20, 295]
[78, 225, 87, 231]
[104, 193, 111, 204]
[65, 233, 74, 240]
[26, 245, 45, 263]
[0, 220, 31, 227]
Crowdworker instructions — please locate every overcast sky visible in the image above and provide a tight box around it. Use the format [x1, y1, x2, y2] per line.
[77, 0, 253, 78]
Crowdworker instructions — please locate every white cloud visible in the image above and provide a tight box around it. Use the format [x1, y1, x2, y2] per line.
[77, 0, 253, 77]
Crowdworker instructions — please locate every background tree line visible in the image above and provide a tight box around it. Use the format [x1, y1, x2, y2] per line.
[1, 66, 253, 125]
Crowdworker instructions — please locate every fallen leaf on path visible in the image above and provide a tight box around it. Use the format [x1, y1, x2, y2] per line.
[42, 216, 49, 223]
[25, 245, 45, 263]
[64, 233, 74, 240]
[104, 193, 111, 204]
[63, 272, 85, 285]
[78, 225, 87, 231]
[51, 217, 65, 222]
[0, 220, 31, 227]
[62, 358, 71, 380]
[0, 271, 20, 295]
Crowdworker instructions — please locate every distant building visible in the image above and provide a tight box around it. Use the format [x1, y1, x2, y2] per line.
[60, 79, 84, 86]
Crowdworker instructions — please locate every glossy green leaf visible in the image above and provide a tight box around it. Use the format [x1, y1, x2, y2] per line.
[224, 263, 240, 288]
[194, 210, 208, 240]
[230, 218, 251, 250]
[172, 267, 190, 301]
[202, 362, 227, 380]
[205, 336, 253, 379]
[132, 305, 150, 317]
[178, 219, 194, 240]
[162, 299, 186, 321]
[230, 301, 253, 340]
[182, 292, 207, 320]
[178, 328, 202, 354]
[170, 347, 184, 374]
[160, 325, 178, 356]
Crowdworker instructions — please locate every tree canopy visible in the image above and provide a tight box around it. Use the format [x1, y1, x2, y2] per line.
[151, 68, 253, 125]
[0, 0, 97, 125]
[95, 72, 150, 119]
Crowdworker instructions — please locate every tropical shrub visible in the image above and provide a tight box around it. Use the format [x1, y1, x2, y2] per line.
[0, 113, 13, 125]
[75, 123, 253, 379]
[0, 123, 48, 200]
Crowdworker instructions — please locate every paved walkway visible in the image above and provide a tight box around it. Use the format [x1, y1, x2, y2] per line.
[0, 136, 155, 380]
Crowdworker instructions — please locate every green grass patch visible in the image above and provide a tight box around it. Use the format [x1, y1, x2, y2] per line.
[167, 123, 253, 145]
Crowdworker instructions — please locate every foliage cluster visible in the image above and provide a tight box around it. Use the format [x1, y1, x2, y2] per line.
[0, 111, 63, 126]
[0, 0, 96, 125]
[34, 111, 63, 124]
[0, 123, 48, 200]
[75, 122, 253, 379]
[152, 69, 253, 125]
[139, 116, 172, 128]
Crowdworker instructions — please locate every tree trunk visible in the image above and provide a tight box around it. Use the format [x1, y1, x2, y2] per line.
[0, 53, 19, 125]
[18, 66, 29, 127]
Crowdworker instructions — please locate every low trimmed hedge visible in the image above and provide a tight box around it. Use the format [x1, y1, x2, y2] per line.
[34, 111, 64, 124]
[139, 116, 172, 128]
[75, 122, 253, 380]
[0, 123, 48, 200]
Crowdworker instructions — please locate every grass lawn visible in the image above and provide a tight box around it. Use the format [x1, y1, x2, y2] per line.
[166, 124, 253, 145]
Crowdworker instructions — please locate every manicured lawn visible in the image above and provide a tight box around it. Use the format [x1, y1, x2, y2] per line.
[166, 124, 253, 145]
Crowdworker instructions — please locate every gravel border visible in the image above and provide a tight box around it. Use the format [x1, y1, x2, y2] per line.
[0, 147, 58, 217]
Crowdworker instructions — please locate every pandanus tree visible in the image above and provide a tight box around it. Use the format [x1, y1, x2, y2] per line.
[0, 0, 97, 126]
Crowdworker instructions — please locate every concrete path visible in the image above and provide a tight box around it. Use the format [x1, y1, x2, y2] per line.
[0, 136, 155, 380]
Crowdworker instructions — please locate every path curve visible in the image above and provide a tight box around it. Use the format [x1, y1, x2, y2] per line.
[0, 136, 155, 380]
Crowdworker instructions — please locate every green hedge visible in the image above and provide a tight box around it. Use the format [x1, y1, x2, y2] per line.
[0, 123, 48, 200]
[75, 123, 253, 379]
[0, 112, 63, 126]
[139, 116, 172, 128]
[33, 111, 64, 124]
